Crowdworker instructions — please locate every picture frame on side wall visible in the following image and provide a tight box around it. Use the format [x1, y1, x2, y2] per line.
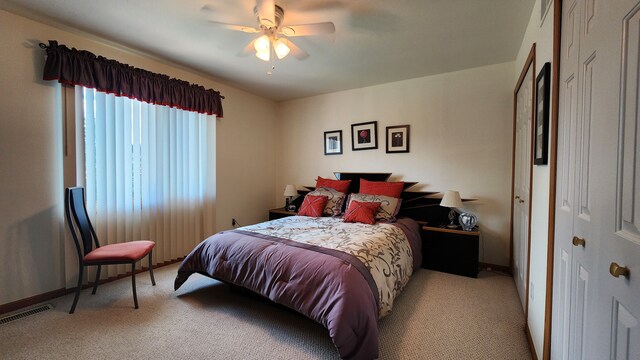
[324, 130, 343, 155]
[351, 121, 377, 151]
[534, 62, 550, 165]
[386, 125, 410, 153]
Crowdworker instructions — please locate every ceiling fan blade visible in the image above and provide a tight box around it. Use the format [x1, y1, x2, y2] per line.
[255, 0, 276, 28]
[238, 39, 257, 57]
[279, 22, 336, 37]
[208, 21, 259, 33]
[287, 40, 309, 60]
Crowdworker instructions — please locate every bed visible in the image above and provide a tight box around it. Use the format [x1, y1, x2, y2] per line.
[174, 173, 441, 359]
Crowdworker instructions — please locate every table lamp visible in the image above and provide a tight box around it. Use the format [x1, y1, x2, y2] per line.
[440, 190, 462, 228]
[283, 185, 298, 209]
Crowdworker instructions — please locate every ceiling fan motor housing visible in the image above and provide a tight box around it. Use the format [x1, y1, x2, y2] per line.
[254, 4, 285, 29]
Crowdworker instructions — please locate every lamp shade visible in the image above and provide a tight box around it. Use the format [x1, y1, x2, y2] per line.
[254, 35, 271, 62]
[440, 190, 462, 208]
[274, 38, 290, 59]
[283, 185, 298, 197]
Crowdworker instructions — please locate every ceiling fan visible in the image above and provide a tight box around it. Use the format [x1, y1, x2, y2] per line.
[203, 0, 335, 70]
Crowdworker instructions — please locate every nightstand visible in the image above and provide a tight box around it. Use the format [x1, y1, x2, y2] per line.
[421, 225, 479, 278]
[269, 207, 297, 220]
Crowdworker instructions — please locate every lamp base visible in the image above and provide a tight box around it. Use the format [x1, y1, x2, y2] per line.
[446, 209, 458, 228]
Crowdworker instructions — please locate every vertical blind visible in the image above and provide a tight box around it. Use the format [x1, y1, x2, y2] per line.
[80, 86, 213, 278]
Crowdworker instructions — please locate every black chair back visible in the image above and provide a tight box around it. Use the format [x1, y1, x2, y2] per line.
[65, 187, 100, 258]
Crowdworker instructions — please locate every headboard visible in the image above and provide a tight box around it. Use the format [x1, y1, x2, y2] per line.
[292, 172, 453, 226]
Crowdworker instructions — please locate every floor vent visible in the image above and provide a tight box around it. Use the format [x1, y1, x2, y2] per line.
[0, 304, 53, 326]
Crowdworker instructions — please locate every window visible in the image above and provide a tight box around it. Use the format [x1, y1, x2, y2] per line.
[65, 86, 215, 279]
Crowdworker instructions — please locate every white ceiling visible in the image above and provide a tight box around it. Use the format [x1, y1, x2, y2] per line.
[1, 0, 535, 101]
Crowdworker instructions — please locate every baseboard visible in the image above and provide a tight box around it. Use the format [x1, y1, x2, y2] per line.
[479, 262, 512, 275]
[525, 324, 539, 360]
[0, 257, 184, 316]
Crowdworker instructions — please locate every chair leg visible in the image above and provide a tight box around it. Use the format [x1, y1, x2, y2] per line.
[69, 264, 84, 314]
[131, 262, 139, 309]
[148, 250, 156, 286]
[91, 265, 102, 295]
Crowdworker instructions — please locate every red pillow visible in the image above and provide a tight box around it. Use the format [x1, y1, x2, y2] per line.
[359, 179, 404, 198]
[298, 195, 329, 217]
[343, 200, 381, 225]
[315, 177, 351, 194]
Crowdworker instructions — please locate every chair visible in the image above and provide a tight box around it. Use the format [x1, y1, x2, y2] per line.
[65, 187, 156, 314]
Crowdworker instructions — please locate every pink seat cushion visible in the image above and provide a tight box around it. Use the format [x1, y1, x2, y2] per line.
[84, 240, 155, 263]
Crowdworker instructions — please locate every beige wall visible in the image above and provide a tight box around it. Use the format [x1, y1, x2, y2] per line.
[514, 0, 555, 356]
[0, 9, 277, 306]
[276, 62, 515, 266]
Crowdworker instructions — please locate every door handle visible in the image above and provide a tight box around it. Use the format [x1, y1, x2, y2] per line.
[572, 236, 585, 247]
[609, 262, 630, 279]
[515, 195, 520, 199]
[515, 195, 524, 203]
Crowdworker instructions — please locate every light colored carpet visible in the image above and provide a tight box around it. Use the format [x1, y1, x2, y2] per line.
[0, 264, 531, 359]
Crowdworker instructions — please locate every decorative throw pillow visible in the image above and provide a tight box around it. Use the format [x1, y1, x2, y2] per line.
[359, 178, 405, 198]
[307, 187, 346, 216]
[315, 177, 351, 194]
[343, 200, 381, 225]
[298, 195, 329, 217]
[346, 193, 402, 222]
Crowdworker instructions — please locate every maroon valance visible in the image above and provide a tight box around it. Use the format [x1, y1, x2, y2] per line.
[41, 40, 224, 117]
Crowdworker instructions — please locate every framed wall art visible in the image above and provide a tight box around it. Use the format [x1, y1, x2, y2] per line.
[386, 125, 410, 153]
[534, 62, 550, 165]
[351, 121, 377, 151]
[324, 130, 343, 155]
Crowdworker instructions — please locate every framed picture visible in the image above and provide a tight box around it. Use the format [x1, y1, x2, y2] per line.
[534, 62, 550, 165]
[386, 125, 410, 153]
[324, 130, 343, 155]
[351, 121, 377, 151]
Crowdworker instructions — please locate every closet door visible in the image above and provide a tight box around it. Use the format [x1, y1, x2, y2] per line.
[513, 61, 534, 311]
[553, 0, 640, 359]
[552, 1, 584, 357]
[596, 1, 640, 358]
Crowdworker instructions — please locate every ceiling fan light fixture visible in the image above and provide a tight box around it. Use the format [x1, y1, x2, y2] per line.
[254, 34, 271, 61]
[254, 34, 270, 52]
[255, 48, 270, 61]
[274, 38, 290, 59]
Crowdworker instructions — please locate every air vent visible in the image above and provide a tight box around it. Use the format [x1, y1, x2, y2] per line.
[0, 304, 53, 326]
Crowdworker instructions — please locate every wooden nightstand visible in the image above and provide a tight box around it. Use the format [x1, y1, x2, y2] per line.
[269, 207, 297, 220]
[421, 225, 479, 278]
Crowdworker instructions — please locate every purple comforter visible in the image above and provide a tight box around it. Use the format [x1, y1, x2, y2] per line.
[174, 217, 421, 359]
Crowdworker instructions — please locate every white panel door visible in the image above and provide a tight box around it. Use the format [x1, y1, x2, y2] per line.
[553, 0, 640, 359]
[597, 1, 640, 358]
[514, 64, 534, 310]
[553, 0, 584, 358]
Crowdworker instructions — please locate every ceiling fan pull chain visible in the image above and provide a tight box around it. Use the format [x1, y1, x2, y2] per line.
[267, 45, 275, 75]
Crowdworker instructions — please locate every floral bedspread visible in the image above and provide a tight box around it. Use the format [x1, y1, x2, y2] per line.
[239, 216, 414, 317]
